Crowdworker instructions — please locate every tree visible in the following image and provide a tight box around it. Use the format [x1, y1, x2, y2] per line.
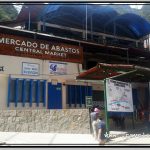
[0, 5, 18, 22]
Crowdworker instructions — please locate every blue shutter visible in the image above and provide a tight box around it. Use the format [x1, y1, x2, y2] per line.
[29, 79, 33, 107]
[74, 85, 77, 108]
[79, 85, 82, 107]
[36, 80, 40, 107]
[43, 80, 46, 107]
[15, 79, 19, 107]
[22, 79, 26, 107]
[69, 85, 72, 107]
[7, 76, 11, 107]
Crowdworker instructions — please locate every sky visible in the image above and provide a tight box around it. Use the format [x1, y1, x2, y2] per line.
[130, 5, 143, 9]
[13, 5, 22, 13]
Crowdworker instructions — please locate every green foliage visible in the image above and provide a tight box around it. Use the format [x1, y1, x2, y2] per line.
[0, 5, 18, 22]
[139, 5, 150, 22]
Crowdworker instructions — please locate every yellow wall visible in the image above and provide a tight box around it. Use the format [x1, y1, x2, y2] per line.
[0, 74, 8, 109]
[0, 55, 85, 109]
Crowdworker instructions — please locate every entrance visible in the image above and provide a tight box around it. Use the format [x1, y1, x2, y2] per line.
[48, 82, 62, 109]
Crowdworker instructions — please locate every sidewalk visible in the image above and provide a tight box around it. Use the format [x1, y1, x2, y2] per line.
[0, 132, 99, 146]
[108, 127, 150, 145]
[0, 128, 150, 146]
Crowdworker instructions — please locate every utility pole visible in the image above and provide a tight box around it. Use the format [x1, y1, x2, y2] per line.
[25, 6, 31, 30]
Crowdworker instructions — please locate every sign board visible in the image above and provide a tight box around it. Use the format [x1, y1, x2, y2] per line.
[49, 62, 67, 75]
[22, 62, 39, 76]
[0, 33, 83, 63]
[86, 96, 93, 108]
[106, 79, 133, 112]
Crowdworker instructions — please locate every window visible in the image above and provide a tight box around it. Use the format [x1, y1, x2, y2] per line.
[66, 85, 92, 108]
[25, 80, 30, 103]
[18, 80, 23, 102]
[10, 79, 15, 102]
[8, 78, 46, 107]
[32, 80, 36, 103]
[39, 81, 44, 103]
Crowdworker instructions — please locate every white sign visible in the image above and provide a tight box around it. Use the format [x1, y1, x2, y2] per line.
[22, 62, 39, 76]
[106, 79, 133, 112]
[49, 62, 67, 75]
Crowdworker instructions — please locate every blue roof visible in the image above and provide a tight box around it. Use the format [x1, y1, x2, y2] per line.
[106, 13, 150, 39]
[39, 5, 150, 39]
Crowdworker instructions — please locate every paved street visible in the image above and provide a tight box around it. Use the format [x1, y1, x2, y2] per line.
[0, 127, 150, 146]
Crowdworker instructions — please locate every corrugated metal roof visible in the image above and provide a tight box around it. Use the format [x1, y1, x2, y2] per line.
[76, 63, 150, 82]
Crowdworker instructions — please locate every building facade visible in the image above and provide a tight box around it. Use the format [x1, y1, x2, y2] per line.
[0, 4, 150, 132]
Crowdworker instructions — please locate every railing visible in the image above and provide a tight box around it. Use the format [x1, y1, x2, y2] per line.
[37, 21, 146, 50]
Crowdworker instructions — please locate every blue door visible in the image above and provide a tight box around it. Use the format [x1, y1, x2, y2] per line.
[48, 83, 62, 109]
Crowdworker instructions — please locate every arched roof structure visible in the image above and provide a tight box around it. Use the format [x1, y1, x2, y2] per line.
[17, 4, 150, 39]
[39, 5, 150, 39]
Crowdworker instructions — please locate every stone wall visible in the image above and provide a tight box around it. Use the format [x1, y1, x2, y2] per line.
[0, 109, 90, 134]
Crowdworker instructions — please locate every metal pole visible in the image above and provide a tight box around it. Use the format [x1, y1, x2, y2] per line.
[85, 4, 88, 41]
[104, 79, 109, 134]
[42, 16, 46, 32]
[90, 14, 93, 40]
[113, 21, 116, 36]
[148, 82, 150, 109]
[127, 49, 129, 64]
[28, 9, 31, 30]
[89, 107, 92, 134]
[148, 34, 150, 51]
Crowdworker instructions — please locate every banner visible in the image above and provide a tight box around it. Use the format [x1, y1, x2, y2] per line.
[49, 62, 67, 75]
[106, 79, 133, 112]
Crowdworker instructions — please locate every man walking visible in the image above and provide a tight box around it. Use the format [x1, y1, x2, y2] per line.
[97, 117, 107, 144]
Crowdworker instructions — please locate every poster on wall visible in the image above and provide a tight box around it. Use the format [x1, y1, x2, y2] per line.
[49, 62, 67, 75]
[106, 79, 133, 112]
[22, 62, 39, 76]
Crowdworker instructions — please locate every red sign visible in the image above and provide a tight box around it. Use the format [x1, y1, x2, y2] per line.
[0, 33, 83, 63]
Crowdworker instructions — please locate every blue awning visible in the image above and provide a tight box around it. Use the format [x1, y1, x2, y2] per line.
[38, 5, 150, 39]
[105, 13, 150, 39]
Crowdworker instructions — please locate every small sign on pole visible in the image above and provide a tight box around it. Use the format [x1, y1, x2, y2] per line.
[85, 96, 93, 108]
